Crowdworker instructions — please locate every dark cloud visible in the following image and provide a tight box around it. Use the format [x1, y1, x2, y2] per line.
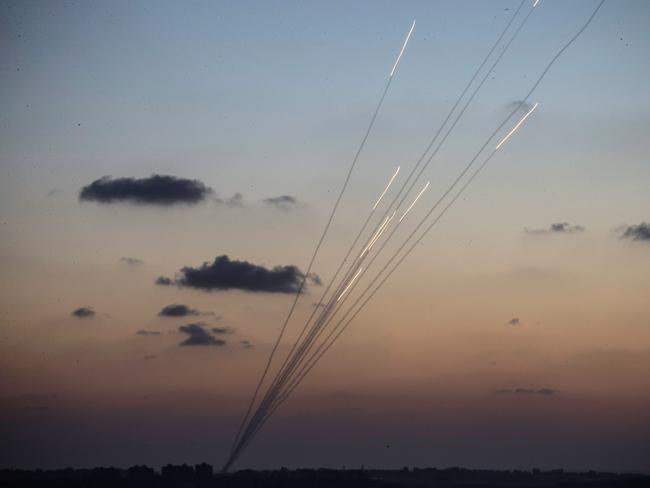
[136, 330, 161, 336]
[498, 388, 556, 395]
[178, 323, 226, 347]
[156, 276, 173, 286]
[211, 327, 232, 334]
[79, 174, 213, 205]
[157, 255, 319, 293]
[508, 318, 520, 326]
[241, 340, 253, 349]
[620, 222, 650, 242]
[525, 222, 585, 235]
[263, 195, 299, 210]
[120, 256, 144, 266]
[158, 304, 199, 317]
[143, 355, 157, 361]
[215, 192, 244, 207]
[71, 307, 95, 318]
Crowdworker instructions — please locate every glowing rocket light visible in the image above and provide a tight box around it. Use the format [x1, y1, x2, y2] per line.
[366, 211, 396, 252]
[337, 267, 363, 302]
[361, 212, 394, 256]
[495, 102, 538, 150]
[399, 181, 430, 223]
[373, 166, 401, 210]
[390, 20, 416, 77]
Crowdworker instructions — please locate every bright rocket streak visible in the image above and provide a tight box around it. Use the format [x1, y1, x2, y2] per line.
[533, 0, 540, 7]
[366, 211, 396, 252]
[390, 20, 416, 77]
[399, 181, 430, 223]
[337, 267, 363, 302]
[495, 102, 538, 150]
[373, 166, 401, 210]
[361, 213, 392, 257]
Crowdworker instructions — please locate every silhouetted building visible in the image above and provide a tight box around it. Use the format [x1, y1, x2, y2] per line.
[161, 463, 193, 483]
[195, 462, 213, 480]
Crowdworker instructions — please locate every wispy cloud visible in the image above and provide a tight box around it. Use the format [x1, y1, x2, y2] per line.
[263, 195, 299, 210]
[619, 222, 650, 242]
[178, 323, 226, 347]
[525, 222, 585, 235]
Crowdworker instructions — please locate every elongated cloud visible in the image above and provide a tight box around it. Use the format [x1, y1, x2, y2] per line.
[215, 192, 244, 207]
[158, 304, 199, 317]
[178, 323, 225, 347]
[263, 195, 298, 210]
[120, 256, 144, 266]
[525, 222, 585, 234]
[620, 222, 650, 241]
[498, 388, 556, 395]
[79, 175, 212, 205]
[136, 330, 161, 336]
[157, 255, 319, 294]
[71, 307, 95, 318]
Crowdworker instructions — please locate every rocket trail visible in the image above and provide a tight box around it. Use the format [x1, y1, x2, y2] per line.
[495, 103, 538, 150]
[223, 19, 417, 473]
[366, 211, 396, 253]
[373, 166, 401, 210]
[337, 268, 363, 302]
[362, 212, 393, 256]
[227, 2, 532, 466]
[399, 181, 430, 223]
[533, 0, 540, 8]
[229, 0, 604, 470]
[273, 0, 605, 427]
[391, 20, 416, 77]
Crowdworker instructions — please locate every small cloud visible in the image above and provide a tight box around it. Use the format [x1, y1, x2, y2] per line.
[120, 256, 144, 266]
[158, 304, 199, 317]
[143, 355, 157, 361]
[71, 307, 95, 318]
[136, 330, 161, 336]
[525, 222, 585, 235]
[158, 255, 313, 294]
[178, 323, 226, 347]
[156, 276, 173, 286]
[215, 192, 244, 207]
[505, 100, 536, 113]
[79, 174, 213, 205]
[508, 318, 521, 326]
[46, 188, 62, 198]
[620, 222, 650, 242]
[211, 327, 232, 335]
[263, 195, 299, 210]
[498, 388, 556, 395]
[240, 340, 253, 349]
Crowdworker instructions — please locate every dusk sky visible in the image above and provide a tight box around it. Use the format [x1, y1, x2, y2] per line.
[1, 0, 649, 473]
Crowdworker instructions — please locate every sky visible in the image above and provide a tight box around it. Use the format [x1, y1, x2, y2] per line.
[1, 0, 649, 473]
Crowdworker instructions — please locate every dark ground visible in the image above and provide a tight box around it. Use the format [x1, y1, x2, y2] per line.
[1, 465, 648, 488]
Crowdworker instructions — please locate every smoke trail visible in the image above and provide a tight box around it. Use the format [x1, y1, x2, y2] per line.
[223, 21, 416, 472]
[265, 0, 605, 424]
[227, 2, 533, 462]
[257, 0, 532, 414]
